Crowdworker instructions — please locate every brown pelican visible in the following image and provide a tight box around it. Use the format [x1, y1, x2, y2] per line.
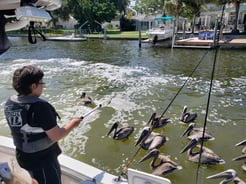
[147, 112, 171, 129]
[138, 148, 182, 176]
[235, 139, 246, 154]
[181, 123, 215, 141]
[233, 139, 246, 172]
[232, 154, 246, 172]
[180, 105, 197, 123]
[107, 121, 135, 140]
[135, 127, 168, 150]
[80, 92, 93, 105]
[180, 137, 225, 165]
[207, 169, 246, 184]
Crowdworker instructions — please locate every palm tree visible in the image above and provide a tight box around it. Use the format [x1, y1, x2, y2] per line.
[229, 0, 246, 33]
[217, 0, 246, 33]
[182, 0, 209, 33]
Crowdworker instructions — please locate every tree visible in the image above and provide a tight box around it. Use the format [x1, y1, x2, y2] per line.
[111, 0, 130, 15]
[52, 0, 124, 31]
[135, 0, 165, 16]
[226, 0, 246, 33]
[181, 0, 210, 33]
[216, 0, 246, 33]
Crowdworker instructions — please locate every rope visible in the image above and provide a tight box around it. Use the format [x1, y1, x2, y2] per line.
[195, 4, 225, 184]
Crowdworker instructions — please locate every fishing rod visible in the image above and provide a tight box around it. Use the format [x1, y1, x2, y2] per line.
[116, 46, 210, 181]
[195, 3, 226, 184]
[116, 112, 157, 181]
[80, 97, 112, 120]
[115, 146, 142, 181]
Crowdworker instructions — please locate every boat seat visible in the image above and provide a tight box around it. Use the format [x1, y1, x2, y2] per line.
[127, 168, 171, 184]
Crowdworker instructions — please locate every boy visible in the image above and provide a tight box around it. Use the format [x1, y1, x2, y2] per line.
[4, 65, 82, 184]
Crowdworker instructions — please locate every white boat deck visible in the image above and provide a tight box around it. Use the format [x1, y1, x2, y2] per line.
[0, 136, 171, 184]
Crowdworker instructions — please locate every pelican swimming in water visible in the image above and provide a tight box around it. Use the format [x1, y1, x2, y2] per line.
[180, 137, 225, 165]
[207, 169, 246, 184]
[80, 92, 93, 105]
[181, 123, 215, 141]
[235, 139, 246, 154]
[232, 153, 246, 172]
[147, 112, 171, 129]
[233, 139, 246, 172]
[107, 121, 135, 140]
[138, 148, 182, 176]
[135, 127, 168, 150]
[180, 105, 198, 123]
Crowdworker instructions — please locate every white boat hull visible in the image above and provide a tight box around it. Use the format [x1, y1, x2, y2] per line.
[146, 29, 173, 42]
[0, 136, 171, 184]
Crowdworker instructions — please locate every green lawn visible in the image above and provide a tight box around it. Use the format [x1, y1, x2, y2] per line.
[8, 29, 148, 39]
[84, 30, 148, 39]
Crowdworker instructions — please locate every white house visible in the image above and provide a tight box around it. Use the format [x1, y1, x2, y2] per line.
[199, 3, 246, 32]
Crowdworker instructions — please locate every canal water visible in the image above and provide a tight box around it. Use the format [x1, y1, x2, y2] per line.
[0, 37, 245, 183]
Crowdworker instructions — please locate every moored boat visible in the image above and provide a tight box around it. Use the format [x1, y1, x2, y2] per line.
[145, 16, 174, 44]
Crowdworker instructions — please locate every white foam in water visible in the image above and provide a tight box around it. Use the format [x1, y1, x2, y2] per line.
[1, 57, 245, 158]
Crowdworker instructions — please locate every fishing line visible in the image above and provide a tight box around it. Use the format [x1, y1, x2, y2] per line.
[195, 3, 226, 184]
[195, 45, 220, 184]
[160, 49, 210, 117]
[116, 111, 157, 181]
[115, 146, 142, 181]
[116, 49, 210, 181]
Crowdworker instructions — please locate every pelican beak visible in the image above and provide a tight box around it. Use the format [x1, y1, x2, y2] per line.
[235, 139, 246, 147]
[183, 106, 188, 114]
[206, 169, 237, 180]
[181, 123, 194, 137]
[138, 149, 158, 163]
[232, 154, 246, 161]
[107, 121, 119, 136]
[147, 112, 156, 125]
[135, 127, 150, 146]
[180, 138, 198, 153]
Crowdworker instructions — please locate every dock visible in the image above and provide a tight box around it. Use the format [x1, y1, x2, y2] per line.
[173, 37, 246, 49]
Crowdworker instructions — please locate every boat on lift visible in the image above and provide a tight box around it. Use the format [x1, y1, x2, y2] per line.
[145, 16, 174, 44]
[0, 0, 61, 55]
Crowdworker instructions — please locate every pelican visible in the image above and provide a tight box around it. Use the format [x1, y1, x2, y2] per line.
[180, 137, 225, 165]
[107, 121, 135, 140]
[135, 127, 168, 150]
[235, 139, 246, 154]
[138, 148, 182, 176]
[80, 92, 93, 105]
[232, 154, 246, 172]
[181, 123, 215, 141]
[147, 112, 171, 129]
[180, 105, 197, 123]
[207, 169, 246, 184]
